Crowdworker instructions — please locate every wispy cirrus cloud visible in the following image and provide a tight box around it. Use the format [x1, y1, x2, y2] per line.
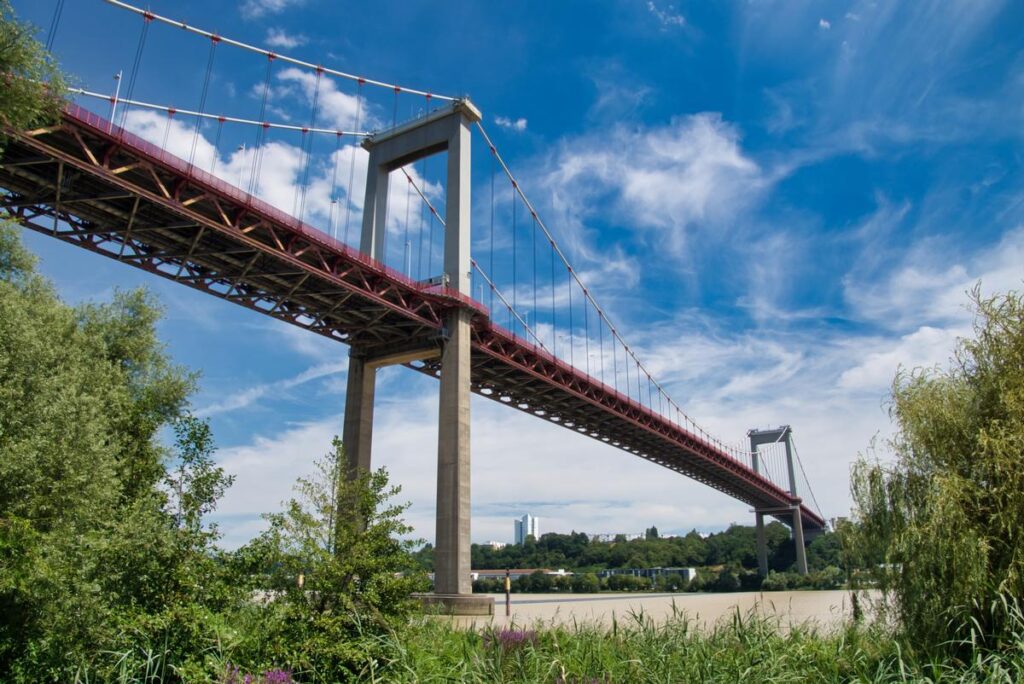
[197, 361, 347, 417]
[646, 1, 685, 29]
[748, 0, 1017, 154]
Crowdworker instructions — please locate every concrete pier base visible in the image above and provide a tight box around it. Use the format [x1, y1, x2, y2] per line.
[417, 593, 495, 616]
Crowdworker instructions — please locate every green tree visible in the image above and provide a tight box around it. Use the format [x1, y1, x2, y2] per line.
[806, 530, 843, 571]
[761, 571, 790, 592]
[571, 572, 600, 593]
[0, 225, 224, 680]
[713, 567, 741, 592]
[528, 570, 553, 592]
[231, 439, 428, 678]
[0, 0, 66, 151]
[850, 288, 1024, 654]
[165, 416, 234, 538]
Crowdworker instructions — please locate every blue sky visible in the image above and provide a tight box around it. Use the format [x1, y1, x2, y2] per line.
[15, 0, 1024, 547]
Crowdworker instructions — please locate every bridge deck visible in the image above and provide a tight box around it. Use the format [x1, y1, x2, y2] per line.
[0, 106, 824, 532]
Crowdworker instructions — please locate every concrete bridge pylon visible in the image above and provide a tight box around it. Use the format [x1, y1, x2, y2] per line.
[341, 99, 493, 616]
[748, 425, 809, 577]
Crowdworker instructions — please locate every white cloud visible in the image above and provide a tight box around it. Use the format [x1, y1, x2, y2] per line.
[739, 0, 1014, 154]
[542, 114, 764, 258]
[495, 115, 528, 132]
[844, 225, 1024, 331]
[212, 386, 758, 549]
[265, 27, 306, 49]
[123, 107, 357, 235]
[837, 326, 962, 392]
[240, 0, 304, 20]
[122, 109, 219, 172]
[275, 66, 369, 131]
[207, 213, 1024, 549]
[197, 360, 347, 417]
[122, 80, 442, 282]
[647, 1, 685, 28]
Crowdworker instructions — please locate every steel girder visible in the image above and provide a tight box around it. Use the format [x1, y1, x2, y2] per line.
[0, 106, 825, 533]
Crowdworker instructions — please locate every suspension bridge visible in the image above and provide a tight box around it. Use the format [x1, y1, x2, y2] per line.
[2, 0, 825, 614]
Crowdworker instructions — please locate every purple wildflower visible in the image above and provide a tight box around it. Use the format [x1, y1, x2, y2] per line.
[221, 664, 293, 684]
[484, 627, 538, 651]
[263, 669, 294, 683]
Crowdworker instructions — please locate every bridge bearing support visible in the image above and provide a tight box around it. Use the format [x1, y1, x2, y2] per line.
[354, 99, 492, 616]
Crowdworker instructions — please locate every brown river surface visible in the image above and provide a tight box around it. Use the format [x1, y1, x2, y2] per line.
[448, 590, 872, 631]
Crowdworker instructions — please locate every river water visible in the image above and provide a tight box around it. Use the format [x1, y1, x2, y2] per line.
[448, 590, 872, 631]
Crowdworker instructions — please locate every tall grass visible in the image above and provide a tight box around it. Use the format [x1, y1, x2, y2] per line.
[68, 597, 1024, 682]
[361, 602, 1024, 683]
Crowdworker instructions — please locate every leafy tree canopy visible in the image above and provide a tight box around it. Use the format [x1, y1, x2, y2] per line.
[850, 287, 1024, 654]
[0, 0, 66, 150]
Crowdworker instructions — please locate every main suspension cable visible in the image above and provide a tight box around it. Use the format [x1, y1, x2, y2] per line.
[103, 0, 456, 101]
[793, 440, 824, 521]
[71, 88, 370, 137]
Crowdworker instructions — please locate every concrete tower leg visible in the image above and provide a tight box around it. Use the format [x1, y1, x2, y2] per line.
[342, 352, 375, 475]
[429, 105, 492, 615]
[755, 512, 769, 577]
[793, 506, 808, 575]
[434, 307, 472, 595]
[341, 138, 387, 478]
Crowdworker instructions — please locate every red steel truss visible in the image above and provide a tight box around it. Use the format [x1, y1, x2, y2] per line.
[0, 106, 825, 532]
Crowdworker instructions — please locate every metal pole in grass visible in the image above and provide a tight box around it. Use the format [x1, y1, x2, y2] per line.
[505, 568, 511, 617]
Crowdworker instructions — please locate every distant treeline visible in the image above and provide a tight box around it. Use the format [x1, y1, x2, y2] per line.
[413, 523, 844, 579]
[471, 565, 846, 595]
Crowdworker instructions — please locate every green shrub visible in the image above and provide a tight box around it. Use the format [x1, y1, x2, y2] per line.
[850, 288, 1024, 654]
[224, 441, 428, 680]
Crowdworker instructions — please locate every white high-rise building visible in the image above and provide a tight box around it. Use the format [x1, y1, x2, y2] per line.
[514, 514, 540, 545]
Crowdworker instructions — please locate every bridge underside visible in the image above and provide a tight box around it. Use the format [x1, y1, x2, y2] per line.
[0, 107, 824, 533]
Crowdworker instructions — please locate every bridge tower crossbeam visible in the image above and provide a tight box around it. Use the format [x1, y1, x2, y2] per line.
[341, 99, 493, 615]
